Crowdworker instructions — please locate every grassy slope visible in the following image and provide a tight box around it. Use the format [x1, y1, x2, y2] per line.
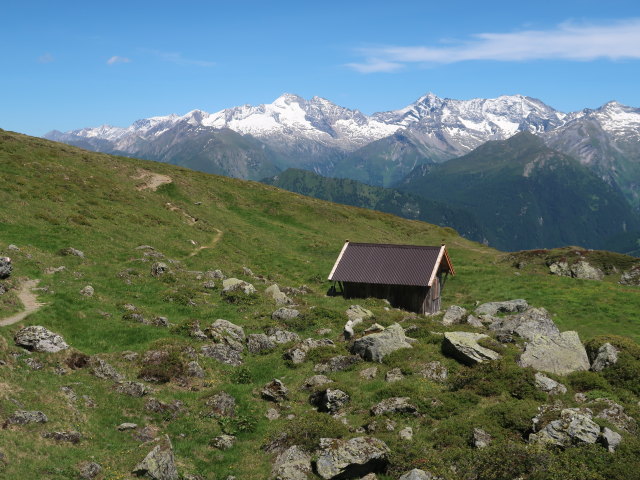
[0, 130, 639, 479]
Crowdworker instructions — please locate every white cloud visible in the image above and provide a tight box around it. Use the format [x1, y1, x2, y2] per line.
[38, 53, 54, 64]
[107, 56, 131, 65]
[348, 18, 640, 72]
[146, 49, 215, 67]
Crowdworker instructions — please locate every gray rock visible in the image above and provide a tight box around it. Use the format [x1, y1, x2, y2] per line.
[346, 305, 373, 322]
[571, 261, 604, 281]
[600, 427, 622, 452]
[472, 428, 492, 448]
[117, 423, 138, 430]
[60, 247, 84, 258]
[79, 461, 101, 479]
[7, 244, 19, 251]
[114, 381, 149, 397]
[300, 375, 333, 390]
[594, 398, 637, 432]
[262, 379, 289, 403]
[222, 278, 256, 295]
[399, 426, 413, 441]
[370, 397, 418, 416]
[534, 372, 567, 395]
[42, 430, 82, 443]
[268, 328, 302, 344]
[89, 357, 123, 381]
[206, 319, 245, 352]
[549, 261, 571, 277]
[271, 445, 312, 480]
[284, 347, 307, 364]
[200, 343, 243, 366]
[619, 266, 640, 286]
[518, 331, 590, 375]
[150, 262, 169, 277]
[134, 425, 160, 443]
[0, 257, 12, 279]
[591, 343, 619, 372]
[202, 280, 216, 289]
[359, 367, 378, 379]
[314, 355, 361, 373]
[23, 357, 43, 370]
[488, 307, 560, 341]
[4, 410, 48, 425]
[466, 315, 484, 328]
[247, 334, 276, 354]
[311, 388, 350, 414]
[364, 323, 385, 334]
[211, 434, 236, 450]
[351, 323, 412, 362]
[315, 437, 389, 479]
[442, 305, 467, 325]
[530, 408, 601, 447]
[205, 392, 236, 418]
[242, 266, 255, 277]
[187, 361, 205, 378]
[475, 299, 528, 316]
[132, 435, 178, 480]
[14, 326, 69, 353]
[207, 269, 226, 280]
[272, 307, 300, 321]
[385, 368, 404, 383]
[266, 408, 281, 421]
[442, 332, 501, 364]
[265, 284, 293, 305]
[152, 316, 169, 328]
[188, 322, 208, 341]
[419, 361, 448, 382]
[399, 469, 438, 480]
[80, 285, 94, 297]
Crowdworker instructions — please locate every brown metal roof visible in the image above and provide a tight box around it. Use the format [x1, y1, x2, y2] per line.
[328, 242, 453, 287]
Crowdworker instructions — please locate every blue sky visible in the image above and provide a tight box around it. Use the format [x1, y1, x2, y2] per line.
[3, 0, 640, 136]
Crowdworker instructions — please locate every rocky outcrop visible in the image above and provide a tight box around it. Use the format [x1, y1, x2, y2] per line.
[265, 284, 293, 305]
[89, 357, 123, 381]
[114, 381, 149, 397]
[518, 331, 590, 375]
[271, 445, 312, 480]
[351, 323, 412, 362]
[601, 427, 622, 452]
[247, 334, 276, 354]
[488, 307, 560, 341]
[0, 257, 12, 279]
[619, 266, 640, 286]
[442, 332, 501, 364]
[442, 305, 467, 325]
[594, 398, 637, 432]
[370, 397, 418, 416]
[300, 375, 333, 390]
[534, 373, 567, 395]
[78, 462, 102, 479]
[418, 361, 448, 382]
[590, 343, 619, 372]
[222, 278, 256, 295]
[314, 437, 390, 479]
[14, 326, 69, 353]
[132, 435, 178, 480]
[272, 308, 300, 321]
[4, 410, 48, 425]
[475, 299, 528, 316]
[261, 379, 289, 403]
[150, 262, 169, 277]
[205, 392, 236, 418]
[310, 388, 350, 414]
[471, 428, 492, 448]
[80, 285, 94, 297]
[346, 305, 373, 322]
[60, 247, 84, 258]
[211, 434, 236, 450]
[206, 319, 245, 351]
[529, 408, 601, 448]
[201, 344, 243, 366]
[549, 261, 604, 281]
[314, 355, 362, 373]
[385, 368, 404, 383]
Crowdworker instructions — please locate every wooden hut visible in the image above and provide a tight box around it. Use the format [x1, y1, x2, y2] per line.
[328, 241, 454, 315]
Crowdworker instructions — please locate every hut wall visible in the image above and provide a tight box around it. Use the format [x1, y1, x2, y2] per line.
[343, 282, 430, 314]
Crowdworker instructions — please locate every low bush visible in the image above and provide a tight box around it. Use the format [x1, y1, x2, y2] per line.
[566, 370, 611, 392]
[451, 360, 543, 400]
[269, 411, 349, 451]
[485, 398, 539, 434]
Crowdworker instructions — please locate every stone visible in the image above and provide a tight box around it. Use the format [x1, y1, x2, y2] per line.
[272, 307, 300, 321]
[600, 427, 622, 452]
[534, 373, 568, 395]
[247, 334, 276, 354]
[346, 305, 373, 322]
[619, 265, 640, 286]
[466, 315, 484, 328]
[370, 397, 418, 416]
[42, 430, 82, 443]
[4, 410, 48, 425]
[14, 326, 69, 353]
[60, 247, 84, 258]
[300, 375, 333, 390]
[284, 347, 307, 364]
[475, 299, 528, 316]
[201, 344, 243, 366]
[442, 305, 467, 325]
[442, 332, 501, 365]
[203, 280, 216, 289]
[23, 357, 43, 370]
[80, 285, 94, 297]
[0, 257, 12, 279]
[7, 244, 19, 251]
[89, 357, 123, 381]
[315, 436, 389, 479]
[187, 361, 205, 378]
[265, 284, 293, 305]
[79, 461, 102, 479]
[152, 317, 169, 327]
[594, 398, 636, 432]
[351, 324, 412, 362]
[268, 329, 302, 344]
[132, 435, 178, 480]
[117, 423, 138, 431]
[310, 389, 350, 414]
[261, 379, 289, 402]
[518, 331, 590, 375]
[549, 261, 571, 277]
[571, 261, 604, 281]
[266, 408, 281, 421]
[471, 428, 492, 448]
[364, 323, 385, 334]
[271, 445, 312, 480]
[222, 278, 256, 295]
[488, 307, 560, 341]
[399, 426, 413, 441]
[205, 392, 236, 417]
[206, 269, 225, 279]
[399, 469, 437, 480]
[529, 408, 600, 447]
[134, 425, 160, 443]
[114, 381, 149, 397]
[314, 355, 361, 373]
[151, 262, 169, 277]
[385, 368, 404, 383]
[188, 322, 208, 341]
[211, 434, 236, 450]
[591, 343, 619, 372]
[359, 367, 378, 379]
[242, 266, 255, 277]
[419, 361, 448, 382]
[206, 319, 245, 352]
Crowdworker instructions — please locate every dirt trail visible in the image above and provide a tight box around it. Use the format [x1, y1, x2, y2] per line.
[133, 169, 173, 191]
[189, 228, 223, 257]
[0, 279, 46, 327]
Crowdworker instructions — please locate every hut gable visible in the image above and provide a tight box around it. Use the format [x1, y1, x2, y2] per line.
[328, 242, 454, 314]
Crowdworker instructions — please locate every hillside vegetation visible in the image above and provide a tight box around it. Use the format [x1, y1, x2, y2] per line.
[1, 130, 639, 479]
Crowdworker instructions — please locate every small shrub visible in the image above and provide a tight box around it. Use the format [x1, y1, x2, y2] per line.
[485, 399, 539, 434]
[222, 291, 259, 305]
[270, 411, 349, 450]
[566, 370, 611, 392]
[218, 413, 258, 435]
[66, 352, 90, 369]
[602, 353, 640, 395]
[584, 335, 640, 361]
[451, 360, 542, 400]
[230, 366, 253, 384]
[138, 350, 186, 383]
[419, 391, 480, 420]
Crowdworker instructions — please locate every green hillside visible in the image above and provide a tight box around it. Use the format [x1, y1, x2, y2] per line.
[1, 130, 640, 479]
[398, 132, 640, 252]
